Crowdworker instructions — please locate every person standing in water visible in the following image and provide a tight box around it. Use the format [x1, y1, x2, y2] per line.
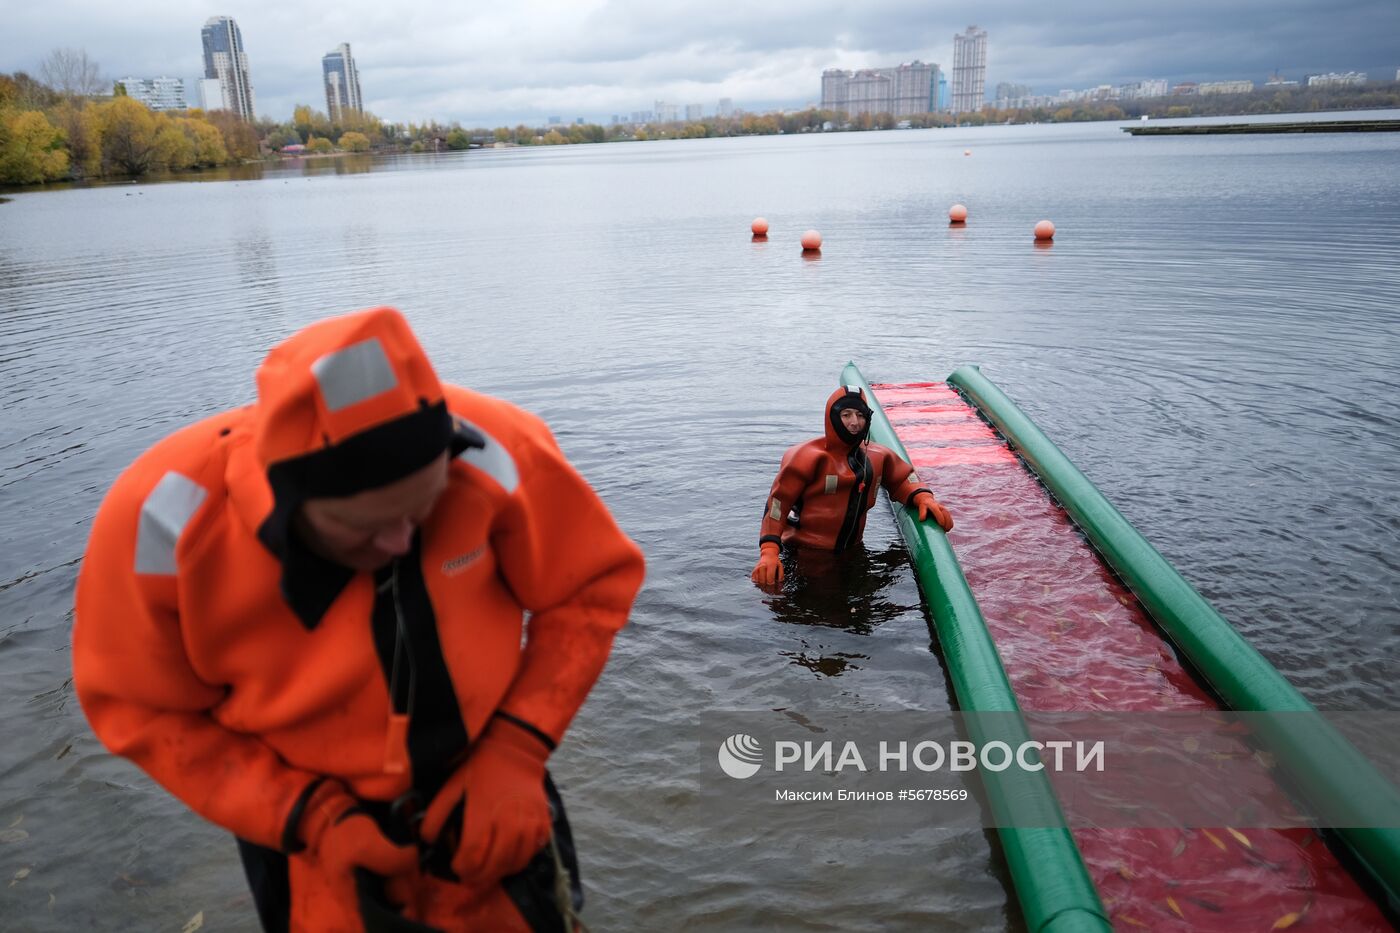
[751, 385, 952, 589]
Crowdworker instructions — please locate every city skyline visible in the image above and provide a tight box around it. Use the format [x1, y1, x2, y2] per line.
[2, 1, 1397, 125]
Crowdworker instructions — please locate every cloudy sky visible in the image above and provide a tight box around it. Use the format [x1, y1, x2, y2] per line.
[4, 1, 1397, 126]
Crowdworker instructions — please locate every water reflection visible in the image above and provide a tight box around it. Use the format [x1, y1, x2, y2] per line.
[761, 543, 919, 678]
[762, 542, 916, 636]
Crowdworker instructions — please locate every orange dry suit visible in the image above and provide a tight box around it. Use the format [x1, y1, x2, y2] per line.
[758, 385, 935, 553]
[73, 307, 645, 932]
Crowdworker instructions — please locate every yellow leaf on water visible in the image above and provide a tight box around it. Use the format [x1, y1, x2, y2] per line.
[1118, 916, 1149, 928]
[7, 816, 22, 829]
[1166, 896, 1186, 920]
[1117, 864, 1136, 881]
[1226, 827, 1253, 849]
[1091, 688, 1109, 701]
[10, 867, 30, 887]
[1202, 829, 1227, 851]
[182, 911, 204, 933]
[1182, 737, 1199, 753]
[0, 829, 29, 844]
[1272, 912, 1301, 929]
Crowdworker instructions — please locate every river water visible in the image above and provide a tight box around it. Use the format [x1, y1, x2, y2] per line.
[1, 112, 1398, 930]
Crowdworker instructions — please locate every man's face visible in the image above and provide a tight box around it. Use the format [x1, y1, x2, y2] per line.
[296, 453, 450, 570]
[840, 408, 868, 436]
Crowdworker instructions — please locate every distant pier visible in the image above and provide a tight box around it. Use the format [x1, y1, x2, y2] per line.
[1125, 119, 1400, 136]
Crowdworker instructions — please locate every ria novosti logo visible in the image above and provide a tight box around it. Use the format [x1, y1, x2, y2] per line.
[718, 733, 764, 779]
[715, 735, 1106, 779]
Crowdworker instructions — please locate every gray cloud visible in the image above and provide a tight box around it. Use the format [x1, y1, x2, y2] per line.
[2, 1, 1396, 125]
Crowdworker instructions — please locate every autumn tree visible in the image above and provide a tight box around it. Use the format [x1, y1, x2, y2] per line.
[293, 104, 334, 142]
[0, 109, 70, 183]
[181, 117, 228, 165]
[98, 96, 160, 174]
[338, 131, 370, 152]
[155, 120, 195, 170]
[2, 72, 59, 111]
[39, 48, 105, 99]
[203, 109, 260, 160]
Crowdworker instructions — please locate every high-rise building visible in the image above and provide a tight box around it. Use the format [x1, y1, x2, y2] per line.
[685, 104, 703, 121]
[820, 61, 939, 117]
[201, 16, 255, 120]
[322, 43, 363, 123]
[117, 76, 188, 111]
[718, 97, 734, 117]
[950, 25, 988, 113]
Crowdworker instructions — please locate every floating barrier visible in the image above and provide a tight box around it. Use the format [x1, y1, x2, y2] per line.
[845, 362, 1400, 929]
[945, 364, 1400, 914]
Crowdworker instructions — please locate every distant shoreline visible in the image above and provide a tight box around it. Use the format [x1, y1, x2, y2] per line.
[4, 106, 1398, 198]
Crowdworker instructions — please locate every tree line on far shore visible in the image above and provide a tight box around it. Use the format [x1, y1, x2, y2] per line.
[4, 46, 1399, 188]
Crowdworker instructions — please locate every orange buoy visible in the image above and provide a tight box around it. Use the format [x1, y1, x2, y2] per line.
[801, 229, 822, 251]
[949, 203, 968, 223]
[1034, 220, 1055, 241]
[751, 217, 769, 236]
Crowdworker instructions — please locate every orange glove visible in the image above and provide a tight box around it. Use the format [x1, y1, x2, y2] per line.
[750, 542, 784, 588]
[298, 781, 418, 878]
[912, 491, 953, 532]
[421, 718, 551, 884]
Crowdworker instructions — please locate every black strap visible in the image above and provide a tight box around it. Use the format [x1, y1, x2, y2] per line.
[280, 777, 328, 854]
[370, 539, 470, 803]
[494, 711, 557, 752]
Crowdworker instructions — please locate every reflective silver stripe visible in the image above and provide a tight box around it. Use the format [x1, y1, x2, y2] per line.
[311, 338, 398, 412]
[824, 475, 838, 494]
[844, 384, 861, 395]
[453, 418, 519, 494]
[134, 472, 208, 575]
[768, 498, 783, 522]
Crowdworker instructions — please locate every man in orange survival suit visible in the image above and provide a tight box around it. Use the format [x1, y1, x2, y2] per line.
[73, 307, 645, 932]
[751, 384, 953, 588]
